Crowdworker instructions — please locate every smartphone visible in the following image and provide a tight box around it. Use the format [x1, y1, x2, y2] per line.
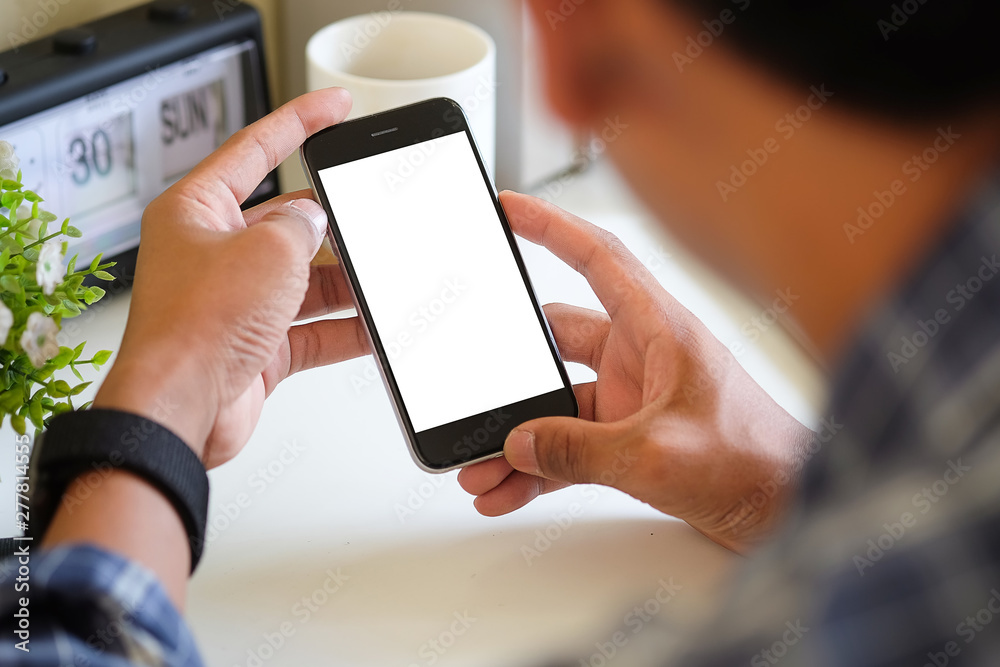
[301, 98, 578, 472]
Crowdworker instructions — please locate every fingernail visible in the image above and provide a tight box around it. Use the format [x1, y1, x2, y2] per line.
[289, 199, 328, 234]
[504, 430, 538, 474]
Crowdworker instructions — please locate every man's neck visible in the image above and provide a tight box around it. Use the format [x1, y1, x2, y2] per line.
[766, 113, 1000, 365]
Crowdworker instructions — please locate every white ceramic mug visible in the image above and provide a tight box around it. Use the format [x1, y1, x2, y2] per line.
[307, 12, 497, 174]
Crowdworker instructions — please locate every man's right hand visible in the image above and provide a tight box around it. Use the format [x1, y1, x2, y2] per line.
[458, 192, 815, 553]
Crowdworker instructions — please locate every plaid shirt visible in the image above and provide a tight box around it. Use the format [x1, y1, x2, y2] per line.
[0, 545, 202, 666]
[2, 173, 999, 666]
[671, 170, 1000, 667]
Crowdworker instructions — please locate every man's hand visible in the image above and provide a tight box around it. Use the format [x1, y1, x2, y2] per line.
[458, 192, 814, 553]
[41, 90, 370, 605]
[93, 88, 369, 468]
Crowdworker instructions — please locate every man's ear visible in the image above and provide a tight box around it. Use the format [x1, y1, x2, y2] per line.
[525, 0, 604, 127]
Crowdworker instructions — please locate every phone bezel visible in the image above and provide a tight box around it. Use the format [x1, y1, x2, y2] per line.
[301, 97, 578, 472]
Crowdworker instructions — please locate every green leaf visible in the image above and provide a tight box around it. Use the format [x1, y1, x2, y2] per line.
[72, 342, 85, 360]
[92, 350, 113, 365]
[10, 412, 25, 435]
[51, 402, 72, 416]
[66, 254, 78, 275]
[28, 396, 43, 429]
[65, 274, 84, 292]
[92, 271, 116, 281]
[0, 385, 24, 412]
[1, 191, 24, 211]
[3, 237, 24, 255]
[88, 286, 106, 304]
[58, 301, 80, 317]
[89, 254, 103, 272]
[23, 191, 41, 203]
[51, 347, 75, 369]
[65, 226, 82, 238]
[78, 401, 93, 411]
[82, 289, 96, 305]
[70, 381, 92, 396]
[1, 179, 22, 190]
[38, 211, 57, 224]
[48, 380, 72, 398]
[0, 274, 20, 293]
[71, 365, 84, 381]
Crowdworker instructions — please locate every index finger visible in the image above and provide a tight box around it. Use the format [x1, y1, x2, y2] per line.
[500, 190, 652, 318]
[188, 88, 353, 207]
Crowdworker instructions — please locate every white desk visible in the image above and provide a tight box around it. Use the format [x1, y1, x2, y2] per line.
[38, 160, 825, 667]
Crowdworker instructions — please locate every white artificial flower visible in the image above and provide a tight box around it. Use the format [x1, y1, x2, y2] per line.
[20, 312, 59, 368]
[36, 240, 65, 295]
[0, 302, 12, 342]
[0, 140, 18, 181]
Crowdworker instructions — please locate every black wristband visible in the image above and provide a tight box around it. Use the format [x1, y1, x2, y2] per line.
[28, 409, 209, 573]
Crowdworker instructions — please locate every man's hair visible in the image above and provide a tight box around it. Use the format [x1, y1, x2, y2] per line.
[670, 1, 1000, 120]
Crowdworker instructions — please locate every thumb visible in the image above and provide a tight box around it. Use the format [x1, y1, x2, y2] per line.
[504, 417, 636, 486]
[250, 198, 328, 263]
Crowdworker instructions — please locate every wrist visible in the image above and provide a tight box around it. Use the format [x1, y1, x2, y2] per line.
[94, 351, 218, 459]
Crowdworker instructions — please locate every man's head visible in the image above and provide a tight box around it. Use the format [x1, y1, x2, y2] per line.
[527, 0, 1000, 356]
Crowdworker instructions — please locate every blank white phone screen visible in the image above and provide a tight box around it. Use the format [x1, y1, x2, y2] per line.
[318, 132, 564, 433]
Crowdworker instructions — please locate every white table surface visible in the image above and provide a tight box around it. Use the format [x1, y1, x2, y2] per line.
[9, 159, 826, 667]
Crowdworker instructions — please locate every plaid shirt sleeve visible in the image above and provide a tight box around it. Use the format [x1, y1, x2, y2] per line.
[0, 544, 204, 667]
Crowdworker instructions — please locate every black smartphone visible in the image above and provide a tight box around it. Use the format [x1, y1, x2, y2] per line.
[301, 98, 578, 472]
